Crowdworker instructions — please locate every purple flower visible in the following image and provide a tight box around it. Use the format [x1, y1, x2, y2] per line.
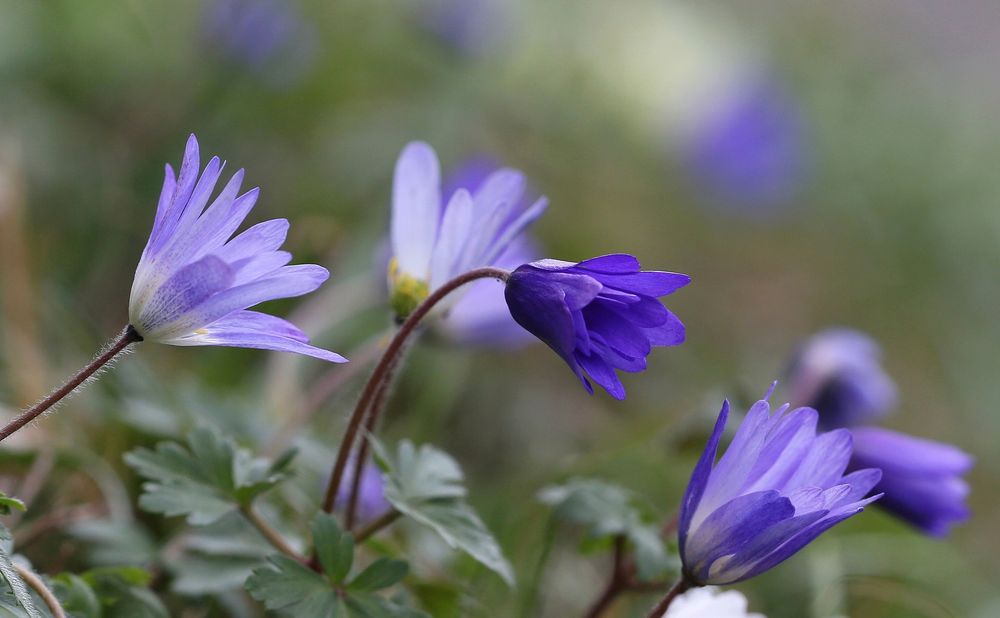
[678, 388, 881, 585]
[503, 254, 688, 399]
[204, 0, 317, 86]
[336, 460, 390, 523]
[420, 0, 511, 56]
[388, 142, 547, 318]
[128, 135, 345, 363]
[686, 74, 807, 215]
[849, 427, 972, 537]
[786, 329, 897, 430]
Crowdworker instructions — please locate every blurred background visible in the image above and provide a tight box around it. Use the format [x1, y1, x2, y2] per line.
[0, 0, 996, 616]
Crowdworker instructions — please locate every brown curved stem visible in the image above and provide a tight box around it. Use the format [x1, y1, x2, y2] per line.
[319, 267, 510, 516]
[583, 535, 627, 618]
[14, 563, 66, 618]
[345, 368, 394, 529]
[0, 326, 141, 442]
[353, 509, 401, 543]
[645, 576, 695, 618]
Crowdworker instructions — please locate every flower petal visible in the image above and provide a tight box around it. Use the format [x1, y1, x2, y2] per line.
[679, 400, 730, 558]
[391, 141, 441, 279]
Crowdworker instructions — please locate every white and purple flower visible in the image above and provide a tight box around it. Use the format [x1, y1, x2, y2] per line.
[678, 387, 881, 585]
[128, 135, 345, 363]
[503, 255, 688, 399]
[388, 142, 547, 319]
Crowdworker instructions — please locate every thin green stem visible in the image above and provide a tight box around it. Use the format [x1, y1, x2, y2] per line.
[319, 267, 510, 516]
[0, 326, 141, 443]
[240, 505, 306, 563]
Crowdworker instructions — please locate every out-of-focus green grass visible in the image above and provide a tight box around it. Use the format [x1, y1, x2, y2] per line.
[1, 1, 998, 616]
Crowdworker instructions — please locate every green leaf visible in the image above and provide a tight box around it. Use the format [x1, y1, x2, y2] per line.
[246, 555, 340, 618]
[53, 567, 167, 618]
[539, 478, 677, 581]
[0, 493, 25, 517]
[347, 559, 408, 593]
[124, 426, 294, 525]
[0, 525, 41, 618]
[312, 513, 354, 584]
[372, 438, 514, 586]
[344, 595, 428, 617]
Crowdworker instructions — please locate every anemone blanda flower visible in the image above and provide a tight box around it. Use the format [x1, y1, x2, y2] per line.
[849, 427, 972, 537]
[786, 328, 897, 430]
[128, 134, 345, 363]
[662, 587, 765, 618]
[503, 254, 688, 399]
[678, 388, 881, 585]
[388, 141, 547, 319]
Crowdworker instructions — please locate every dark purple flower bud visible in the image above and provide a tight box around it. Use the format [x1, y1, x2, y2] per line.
[678, 387, 881, 585]
[786, 329, 897, 430]
[503, 255, 689, 399]
[849, 427, 972, 537]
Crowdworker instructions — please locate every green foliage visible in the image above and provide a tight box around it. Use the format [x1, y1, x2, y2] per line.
[245, 514, 425, 618]
[165, 513, 274, 596]
[124, 426, 295, 525]
[370, 438, 514, 586]
[0, 494, 25, 518]
[51, 566, 168, 618]
[0, 524, 40, 618]
[538, 478, 678, 581]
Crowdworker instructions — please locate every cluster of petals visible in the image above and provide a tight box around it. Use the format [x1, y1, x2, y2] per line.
[679, 387, 881, 585]
[389, 141, 548, 313]
[129, 135, 344, 363]
[504, 254, 688, 399]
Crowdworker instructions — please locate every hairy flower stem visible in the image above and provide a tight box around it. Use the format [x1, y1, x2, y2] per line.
[0, 326, 142, 443]
[344, 359, 396, 529]
[645, 576, 696, 618]
[14, 562, 66, 618]
[319, 267, 511, 516]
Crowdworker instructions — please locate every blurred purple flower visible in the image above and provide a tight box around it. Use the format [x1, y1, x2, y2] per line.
[436, 156, 541, 347]
[420, 0, 511, 56]
[786, 328, 897, 430]
[204, 0, 317, 86]
[686, 75, 807, 216]
[336, 459, 390, 523]
[503, 254, 688, 399]
[679, 389, 881, 585]
[129, 134, 345, 363]
[850, 427, 972, 537]
[388, 142, 547, 318]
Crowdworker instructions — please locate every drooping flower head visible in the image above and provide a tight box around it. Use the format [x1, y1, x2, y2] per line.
[662, 587, 765, 618]
[129, 135, 345, 363]
[503, 255, 688, 399]
[388, 142, 547, 319]
[678, 387, 881, 585]
[786, 328, 897, 430]
[849, 427, 972, 537]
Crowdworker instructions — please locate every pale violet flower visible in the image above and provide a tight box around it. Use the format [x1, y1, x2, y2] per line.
[129, 134, 345, 363]
[388, 141, 547, 318]
[663, 587, 765, 618]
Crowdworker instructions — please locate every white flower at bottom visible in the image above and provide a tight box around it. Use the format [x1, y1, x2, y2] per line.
[664, 587, 765, 618]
